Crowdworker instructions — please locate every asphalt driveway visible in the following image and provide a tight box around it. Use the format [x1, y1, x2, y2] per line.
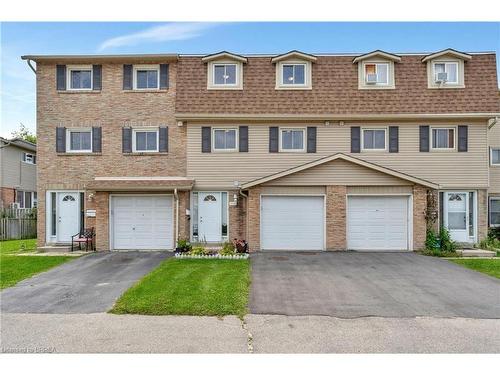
[0, 251, 171, 313]
[250, 252, 500, 318]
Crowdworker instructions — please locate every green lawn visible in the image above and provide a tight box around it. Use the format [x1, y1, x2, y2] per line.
[0, 239, 73, 289]
[450, 259, 500, 279]
[110, 258, 250, 317]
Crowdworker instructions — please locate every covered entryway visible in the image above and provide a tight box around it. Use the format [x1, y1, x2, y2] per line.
[347, 196, 410, 250]
[111, 195, 174, 250]
[261, 195, 324, 250]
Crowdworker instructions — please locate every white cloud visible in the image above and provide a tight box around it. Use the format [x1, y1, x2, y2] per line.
[98, 22, 217, 51]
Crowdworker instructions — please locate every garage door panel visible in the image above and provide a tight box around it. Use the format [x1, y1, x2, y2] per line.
[261, 196, 324, 250]
[112, 196, 173, 250]
[348, 196, 409, 251]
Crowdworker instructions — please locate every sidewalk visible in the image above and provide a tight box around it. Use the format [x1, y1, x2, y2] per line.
[1, 313, 499, 353]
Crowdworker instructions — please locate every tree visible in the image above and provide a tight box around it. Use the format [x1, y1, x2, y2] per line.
[11, 123, 36, 144]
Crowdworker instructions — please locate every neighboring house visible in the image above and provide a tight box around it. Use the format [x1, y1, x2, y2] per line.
[0, 137, 37, 209]
[23, 48, 500, 251]
[489, 103, 500, 227]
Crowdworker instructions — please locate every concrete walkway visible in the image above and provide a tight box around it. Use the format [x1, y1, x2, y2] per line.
[0, 251, 171, 313]
[1, 313, 499, 353]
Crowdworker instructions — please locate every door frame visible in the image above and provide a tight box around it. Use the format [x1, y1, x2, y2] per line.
[45, 190, 83, 244]
[441, 190, 478, 243]
[190, 191, 229, 243]
[109, 194, 174, 251]
[259, 193, 326, 251]
[346, 193, 413, 251]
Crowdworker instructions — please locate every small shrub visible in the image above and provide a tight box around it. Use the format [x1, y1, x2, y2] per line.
[489, 227, 500, 241]
[439, 226, 457, 252]
[189, 246, 209, 256]
[176, 239, 192, 253]
[478, 236, 500, 251]
[425, 229, 439, 251]
[219, 241, 236, 256]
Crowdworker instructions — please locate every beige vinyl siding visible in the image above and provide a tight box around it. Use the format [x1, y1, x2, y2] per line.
[187, 121, 489, 189]
[261, 186, 326, 194]
[489, 124, 500, 193]
[0, 145, 36, 191]
[347, 186, 413, 194]
[262, 159, 410, 186]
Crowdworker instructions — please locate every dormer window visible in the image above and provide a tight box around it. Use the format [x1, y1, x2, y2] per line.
[422, 49, 471, 89]
[202, 52, 247, 90]
[271, 51, 316, 90]
[364, 63, 389, 85]
[353, 50, 400, 90]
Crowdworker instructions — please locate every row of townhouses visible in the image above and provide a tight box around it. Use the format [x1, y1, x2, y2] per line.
[22, 48, 500, 252]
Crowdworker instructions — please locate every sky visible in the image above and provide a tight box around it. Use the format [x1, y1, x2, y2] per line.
[1, 22, 499, 138]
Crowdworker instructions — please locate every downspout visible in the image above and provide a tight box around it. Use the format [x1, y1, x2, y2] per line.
[174, 188, 179, 246]
[488, 117, 499, 129]
[26, 59, 36, 74]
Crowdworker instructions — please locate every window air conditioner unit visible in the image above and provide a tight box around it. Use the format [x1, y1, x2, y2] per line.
[10, 202, 20, 209]
[365, 73, 378, 84]
[435, 72, 448, 83]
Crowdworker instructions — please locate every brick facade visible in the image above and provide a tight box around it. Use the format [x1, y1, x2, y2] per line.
[413, 185, 428, 250]
[1, 187, 15, 208]
[326, 185, 347, 250]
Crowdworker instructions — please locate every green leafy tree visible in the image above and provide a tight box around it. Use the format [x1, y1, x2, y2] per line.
[11, 123, 36, 144]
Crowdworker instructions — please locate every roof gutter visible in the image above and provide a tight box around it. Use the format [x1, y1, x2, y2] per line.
[25, 58, 36, 74]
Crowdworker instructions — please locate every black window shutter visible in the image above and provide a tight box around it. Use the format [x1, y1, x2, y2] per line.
[92, 127, 102, 153]
[56, 65, 66, 90]
[159, 64, 169, 89]
[389, 126, 399, 153]
[419, 125, 430, 152]
[92, 65, 102, 91]
[239, 126, 248, 152]
[122, 127, 132, 153]
[307, 127, 317, 153]
[458, 125, 468, 152]
[351, 127, 361, 153]
[159, 126, 169, 152]
[56, 127, 66, 152]
[269, 127, 279, 153]
[123, 65, 133, 90]
[202, 127, 211, 153]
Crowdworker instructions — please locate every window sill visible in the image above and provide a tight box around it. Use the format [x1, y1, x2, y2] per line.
[123, 89, 169, 93]
[427, 85, 465, 90]
[57, 90, 101, 94]
[123, 152, 169, 156]
[275, 86, 312, 91]
[358, 85, 395, 90]
[57, 152, 102, 156]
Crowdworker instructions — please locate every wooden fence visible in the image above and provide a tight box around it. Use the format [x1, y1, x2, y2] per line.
[0, 208, 37, 240]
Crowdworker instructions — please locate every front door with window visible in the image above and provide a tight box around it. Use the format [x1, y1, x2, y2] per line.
[198, 192, 222, 242]
[57, 192, 80, 242]
[444, 192, 474, 243]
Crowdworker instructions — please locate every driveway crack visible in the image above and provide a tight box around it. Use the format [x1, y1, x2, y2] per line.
[240, 317, 254, 353]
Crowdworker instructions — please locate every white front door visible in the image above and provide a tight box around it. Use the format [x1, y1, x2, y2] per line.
[261, 195, 325, 250]
[347, 196, 410, 251]
[198, 192, 222, 242]
[112, 195, 173, 250]
[444, 192, 470, 242]
[57, 192, 80, 242]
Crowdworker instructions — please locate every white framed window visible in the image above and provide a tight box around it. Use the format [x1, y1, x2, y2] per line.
[207, 61, 243, 90]
[490, 148, 500, 166]
[15, 191, 36, 208]
[67, 65, 93, 90]
[133, 65, 159, 90]
[431, 127, 455, 150]
[433, 62, 459, 84]
[66, 128, 92, 153]
[362, 128, 387, 151]
[490, 198, 500, 227]
[132, 128, 159, 152]
[364, 63, 389, 85]
[213, 128, 238, 151]
[276, 61, 311, 89]
[279, 128, 305, 152]
[22, 152, 36, 164]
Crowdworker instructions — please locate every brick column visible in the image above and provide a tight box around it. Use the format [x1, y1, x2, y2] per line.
[413, 185, 427, 250]
[37, 189, 46, 247]
[228, 190, 246, 241]
[247, 187, 261, 252]
[477, 189, 488, 241]
[326, 185, 347, 250]
[177, 190, 190, 241]
[95, 191, 109, 250]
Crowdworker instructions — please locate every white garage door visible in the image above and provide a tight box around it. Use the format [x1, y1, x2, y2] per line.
[261, 195, 324, 250]
[112, 195, 174, 250]
[347, 196, 410, 251]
